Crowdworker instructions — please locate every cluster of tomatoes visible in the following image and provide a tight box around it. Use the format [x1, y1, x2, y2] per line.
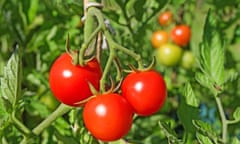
[151, 11, 195, 69]
[49, 53, 167, 142]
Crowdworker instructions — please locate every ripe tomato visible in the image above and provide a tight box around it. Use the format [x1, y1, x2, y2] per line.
[151, 30, 169, 48]
[156, 43, 183, 66]
[180, 51, 195, 69]
[49, 53, 102, 107]
[83, 93, 133, 142]
[158, 11, 173, 26]
[121, 70, 167, 116]
[171, 25, 191, 46]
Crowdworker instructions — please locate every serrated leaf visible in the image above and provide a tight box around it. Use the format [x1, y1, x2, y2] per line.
[232, 137, 240, 144]
[159, 121, 183, 144]
[0, 46, 22, 106]
[196, 133, 214, 144]
[199, 10, 225, 92]
[192, 120, 218, 143]
[233, 107, 240, 121]
[183, 83, 200, 107]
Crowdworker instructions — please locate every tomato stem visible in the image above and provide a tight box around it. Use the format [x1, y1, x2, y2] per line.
[32, 104, 72, 135]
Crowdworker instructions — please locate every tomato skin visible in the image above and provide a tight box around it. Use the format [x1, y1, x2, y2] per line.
[171, 25, 191, 46]
[156, 43, 183, 66]
[121, 70, 167, 116]
[83, 93, 133, 142]
[158, 11, 173, 26]
[49, 53, 102, 107]
[180, 51, 195, 69]
[151, 30, 169, 48]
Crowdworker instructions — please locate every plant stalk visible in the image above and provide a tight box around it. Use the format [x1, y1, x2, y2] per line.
[215, 96, 227, 143]
[32, 103, 71, 135]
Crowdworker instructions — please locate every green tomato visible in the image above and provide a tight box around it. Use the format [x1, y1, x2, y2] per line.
[156, 43, 183, 66]
[40, 93, 59, 111]
[180, 51, 195, 69]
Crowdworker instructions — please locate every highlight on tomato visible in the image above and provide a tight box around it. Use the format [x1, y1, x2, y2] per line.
[171, 25, 191, 46]
[121, 70, 167, 116]
[83, 93, 133, 142]
[49, 53, 102, 107]
[158, 11, 173, 26]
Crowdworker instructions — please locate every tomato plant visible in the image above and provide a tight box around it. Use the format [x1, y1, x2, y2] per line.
[158, 11, 173, 26]
[171, 25, 191, 46]
[121, 70, 167, 116]
[83, 93, 133, 142]
[151, 30, 169, 48]
[49, 53, 102, 107]
[156, 43, 183, 66]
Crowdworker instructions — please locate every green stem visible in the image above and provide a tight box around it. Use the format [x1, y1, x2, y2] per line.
[32, 104, 72, 135]
[215, 96, 227, 143]
[100, 43, 115, 92]
[11, 112, 31, 136]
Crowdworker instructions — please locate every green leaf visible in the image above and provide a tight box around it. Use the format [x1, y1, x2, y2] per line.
[177, 95, 199, 133]
[232, 137, 240, 144]
[192, 120, 218, 143]
[0, 46, 22, 106]
[199, 10, 225, 92]
[196, 133, 214, 144]
[183, 83, 200, 107]
[233, 107, 240, 121]
[158, 121, 183, 144]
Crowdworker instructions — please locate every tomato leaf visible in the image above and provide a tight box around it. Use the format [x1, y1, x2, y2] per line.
[183, 82, 200, 107]
[198, 10, 225, 93]
[196, 132, 214, 144]
[177, 96, 199, 133]
[233, 107, 240, 121]
[158, 121, 183, 144]
[192, 120, 218, 142]
[0, 46, 22, 107]
[232, 137, 240, 144]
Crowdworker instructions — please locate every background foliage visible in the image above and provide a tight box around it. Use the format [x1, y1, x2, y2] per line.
[0, 0, 240, 143]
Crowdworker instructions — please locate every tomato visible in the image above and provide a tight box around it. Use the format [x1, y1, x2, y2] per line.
[49, 53, 102, 107]
[151, 30, 169, 48]
[156, 43, 183, 66]
[121, 70, 167, 116]
[171, 25, 191, 46]
[180, 51, 195, 69]
[158, 11, 173, 26]
[83, 93, 133, 142]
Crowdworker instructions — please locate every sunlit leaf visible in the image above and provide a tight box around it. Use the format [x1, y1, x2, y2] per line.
[0, 46, 22, 106]
[196, 132, 214, 144]
[233, 107, 240, 121]
[232, 137, 240, 144]
[198, 10, 225, 94]
[183, 82, 200, 107]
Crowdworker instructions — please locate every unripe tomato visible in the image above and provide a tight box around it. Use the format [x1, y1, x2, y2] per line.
[171, 25, 191, 46]
[49, 53, 102, 107]
[83, 93, 133, 142]
[158, 11, 173, 26]
[180, 51, 195, 69]
[121, 70, 167, 116]
[156, 43, 183, 66]
[151, 30, 169, 48]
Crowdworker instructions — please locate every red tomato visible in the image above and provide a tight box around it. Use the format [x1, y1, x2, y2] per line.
[151, 30, 169, 48]
[171, 25, 191, 46]
[158, 11, 173, 26]
[83, 93, 133, 142]
[121, 70, 167, 116]
[49, 53, 102, 107]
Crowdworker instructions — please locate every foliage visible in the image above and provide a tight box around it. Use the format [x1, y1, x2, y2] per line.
[0, 0, 240, 143]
